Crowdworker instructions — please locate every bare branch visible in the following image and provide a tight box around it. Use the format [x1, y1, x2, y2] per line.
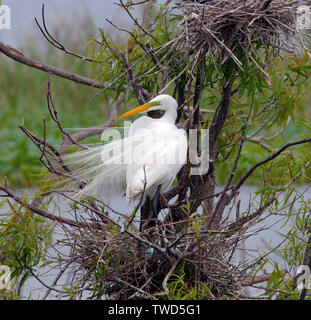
[208, 136, 245, 229]
[59, 94, 122, 155]
[46, 72, 87, 152]
[118, 0, 159, 42]
[241, 271, 284, 287]
[234, 136, 311, 191]
[0, 184, 85, 228]
[19, 120, 72, 177]
[34, 4, 96, 63]
[0, 42, 102, 88]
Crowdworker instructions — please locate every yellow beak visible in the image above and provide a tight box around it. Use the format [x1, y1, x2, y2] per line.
[118, 103, 152, 120]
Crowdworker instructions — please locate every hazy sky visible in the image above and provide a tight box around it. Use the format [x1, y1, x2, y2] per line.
[0, 0, 140, 48]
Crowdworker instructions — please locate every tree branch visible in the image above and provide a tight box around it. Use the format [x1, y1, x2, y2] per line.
[234, 136, 311, 192]
[59, 94, 122, 155]
[209, 81, 233, 155]
[241, 271, 283, 287]
[208, 136, 245, 229]
[46, 72, 88, 153]
[0, 42, 102, 88]
[35, 4, 95, 63]
[0, 185, 85, 228]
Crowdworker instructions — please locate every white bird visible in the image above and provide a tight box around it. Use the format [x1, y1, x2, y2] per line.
[119, 94, 187, 204]
[64, 94, 188, 230]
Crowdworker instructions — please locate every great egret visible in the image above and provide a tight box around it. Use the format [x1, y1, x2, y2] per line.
[64, 94, 188, 231]
[118, 94, 188, 231]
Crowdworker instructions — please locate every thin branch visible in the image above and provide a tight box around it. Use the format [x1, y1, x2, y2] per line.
[234, 136, 311, 191]
[246, 136, 272, 152]
[42, 261, 73, 299]
[19, 120, 72, 176]
[118, 50, 150, 104]
[27, 267, 68, 295]
[0, 42, 102, 88]
[0, 184, 86, 228]
[46, 72, 87, 152]
[226, 196, 276, 233]
[241, 271, 281, 287]
[118, 0, 159, 42]
[59, 93, 122, 155]
[115, 277, 154, 299]
[34, 4, 95, 63]
[208, 136, 245, 229]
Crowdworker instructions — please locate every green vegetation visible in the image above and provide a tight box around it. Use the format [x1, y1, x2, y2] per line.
[0, 42, 310, 188]
[87, 6, 311, 190]
[1, 1, 311, 300]
[0, 195, 53, 299]
[0, 50, 108, 186]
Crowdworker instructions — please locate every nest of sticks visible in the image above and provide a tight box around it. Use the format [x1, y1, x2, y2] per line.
[60, 211, 244, 299]
[176, 0, 309, 76]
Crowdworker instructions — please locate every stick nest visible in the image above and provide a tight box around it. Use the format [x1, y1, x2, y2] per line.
[62, 217, 244, 299]
[176, 0, 308, 71]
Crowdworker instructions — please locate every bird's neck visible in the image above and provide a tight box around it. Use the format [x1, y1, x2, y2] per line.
[162, 108, 177, 123]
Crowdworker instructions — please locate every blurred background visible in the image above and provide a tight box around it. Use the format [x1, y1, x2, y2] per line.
[0, 0, 142, 187]
[1, 0, 310, 188]
[1, 0, 311, 299]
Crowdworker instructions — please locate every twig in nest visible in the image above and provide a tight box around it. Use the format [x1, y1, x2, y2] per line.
[174, 0, 309, 78]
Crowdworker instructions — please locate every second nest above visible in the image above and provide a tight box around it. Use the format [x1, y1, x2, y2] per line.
[174, 0, 309, 72]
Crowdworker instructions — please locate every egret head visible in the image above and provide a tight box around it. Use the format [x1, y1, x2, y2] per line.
[118, 94, 178, 120]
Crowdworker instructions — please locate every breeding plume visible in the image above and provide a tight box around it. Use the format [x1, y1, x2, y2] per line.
[64, 94, 187, 229]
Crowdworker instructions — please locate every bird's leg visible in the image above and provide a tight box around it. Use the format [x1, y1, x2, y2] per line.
[139, 196, 150, 233]
[151, 184, 162, 219]
[139, 186, 161, 233]
[138, 196, 150, 253]
[137, 186, 162, 254]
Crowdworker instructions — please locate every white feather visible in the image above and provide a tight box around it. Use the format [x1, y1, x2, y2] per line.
[59, 94, 188, 208]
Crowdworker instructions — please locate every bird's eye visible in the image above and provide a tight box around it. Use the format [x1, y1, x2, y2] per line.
[147, 110, 165, 119]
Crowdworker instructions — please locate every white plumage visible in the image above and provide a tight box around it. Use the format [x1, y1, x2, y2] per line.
[63, 94, 188, 207]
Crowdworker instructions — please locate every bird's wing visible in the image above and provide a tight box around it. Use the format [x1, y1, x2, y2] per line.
[126, 122, 188, 202]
